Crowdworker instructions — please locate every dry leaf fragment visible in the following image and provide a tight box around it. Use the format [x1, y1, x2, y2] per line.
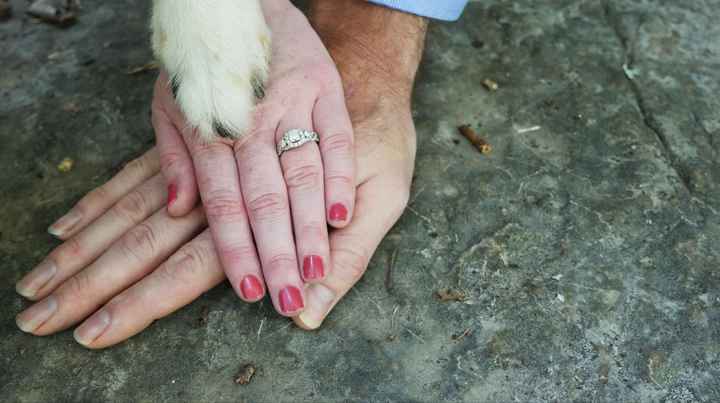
[482, 78, 499, 91]
[27, 0, 79, 27]
[47, 51, 64, 61]
[62, 101, 81, 113]
[57, 157, 74, 172]
[0, 0, 12, 21]
[234, 364, 256, 385]
[435, 288, 467, 302]
[195, 306, 209, 328]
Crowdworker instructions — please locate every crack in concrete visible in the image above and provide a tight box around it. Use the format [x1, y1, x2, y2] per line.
[602, 1, 693, 195]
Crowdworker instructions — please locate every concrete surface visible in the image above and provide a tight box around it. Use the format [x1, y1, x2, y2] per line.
[1, 0, 719, 402]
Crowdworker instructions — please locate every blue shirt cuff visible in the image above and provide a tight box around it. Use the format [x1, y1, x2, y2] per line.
[367, 0, 468, 21]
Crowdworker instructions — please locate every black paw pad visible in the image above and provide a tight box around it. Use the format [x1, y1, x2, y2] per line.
[170, 75, 181, 99]
[213, 120, 235, 139]
[251, 71, 266, 101]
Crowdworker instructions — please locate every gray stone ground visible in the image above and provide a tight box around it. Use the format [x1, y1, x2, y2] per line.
[1, 0, 719, 401]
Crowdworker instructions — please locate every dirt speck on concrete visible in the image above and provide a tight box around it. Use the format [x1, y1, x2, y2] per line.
[234, 364, 256, 385]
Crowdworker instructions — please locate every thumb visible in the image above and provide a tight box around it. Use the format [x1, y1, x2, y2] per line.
[294, 176, 409, 329]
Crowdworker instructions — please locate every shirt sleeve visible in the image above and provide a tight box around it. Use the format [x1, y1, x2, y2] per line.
[367, 0, 468, 21]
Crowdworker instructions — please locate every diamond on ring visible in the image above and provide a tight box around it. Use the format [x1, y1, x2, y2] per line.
[277, 129, 320, 156]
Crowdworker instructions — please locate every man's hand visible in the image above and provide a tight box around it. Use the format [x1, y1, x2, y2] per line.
[295, 0, 427, 328]
[14, 0, 427, 347]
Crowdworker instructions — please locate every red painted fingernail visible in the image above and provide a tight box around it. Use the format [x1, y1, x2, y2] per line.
[303, 255, 325, 280]
[279, 286, 304, 314]
[239, 275, 264, 301]
[167, 183, 178, 207]
[329, 203, 348, 221]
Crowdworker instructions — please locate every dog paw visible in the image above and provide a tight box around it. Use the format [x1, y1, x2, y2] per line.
[151, 0, 271, 141]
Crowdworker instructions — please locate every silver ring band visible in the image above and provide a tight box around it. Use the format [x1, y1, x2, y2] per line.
[277, 129, 320, 156]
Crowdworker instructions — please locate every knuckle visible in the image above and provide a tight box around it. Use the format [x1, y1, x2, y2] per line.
[320, 133, 353, 156]
[104, 292, 129, 310]
[325, 174, 354, 189]
[234, 129, 273, 155]
[119, 223, 159, 263]
[247, 192, 287, 221]
[77, 185, 111, 212]
[162, 244, 211, 281]
[299, 222, 327, 241]
[217, 244, 257, 264]
[263, 253, 296, 276]
[123, 154, 149, 180]
[203, 190, 246, 221]
[54, 237, 84, 262]
[159, 150, 186, 173]
[113, 190, 150, 223]
[284, 164, 322, 192]
[61, 271, 93, 300]
[193, 141, 229, 159]
[334, 245, 370, 283]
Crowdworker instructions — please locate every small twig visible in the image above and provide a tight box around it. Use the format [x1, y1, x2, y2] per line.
[390, 305, 400, 331]
[385, 249, 399, 291]
[403, 326, 425, 343]
[405, 206, 437, 229]
[452, 328, 473, 342]
[352, 288, 385, 316]
[127, 61, 159, 75]
[516, 125, 541, 134]
[458, 125, 492, 154]
[267, 321, 293, 337]
[256, 318, 265, 341]
[435, 288, 467, 302]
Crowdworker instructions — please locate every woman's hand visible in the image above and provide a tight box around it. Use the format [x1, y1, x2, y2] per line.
[66, 1, 356, 316]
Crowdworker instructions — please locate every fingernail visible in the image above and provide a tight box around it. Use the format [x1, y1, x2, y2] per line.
[302, 255, 325, 280]
[16, 260, 57, 299]
[296, 283, 336, 329]
[74, 309, 111, 346]
[329, 203, 348, 221]
[16, 296, 58, 333]
[48, 209, 82, 237]
[239, 275, 264, 301]
[167, 183, 178, 207]
[278, 286, 304, 314]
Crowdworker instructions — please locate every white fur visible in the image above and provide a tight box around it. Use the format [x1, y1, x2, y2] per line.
[151, 0, 270, 140]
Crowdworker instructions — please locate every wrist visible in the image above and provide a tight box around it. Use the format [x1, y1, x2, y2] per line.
[308, 0, 427, 103]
